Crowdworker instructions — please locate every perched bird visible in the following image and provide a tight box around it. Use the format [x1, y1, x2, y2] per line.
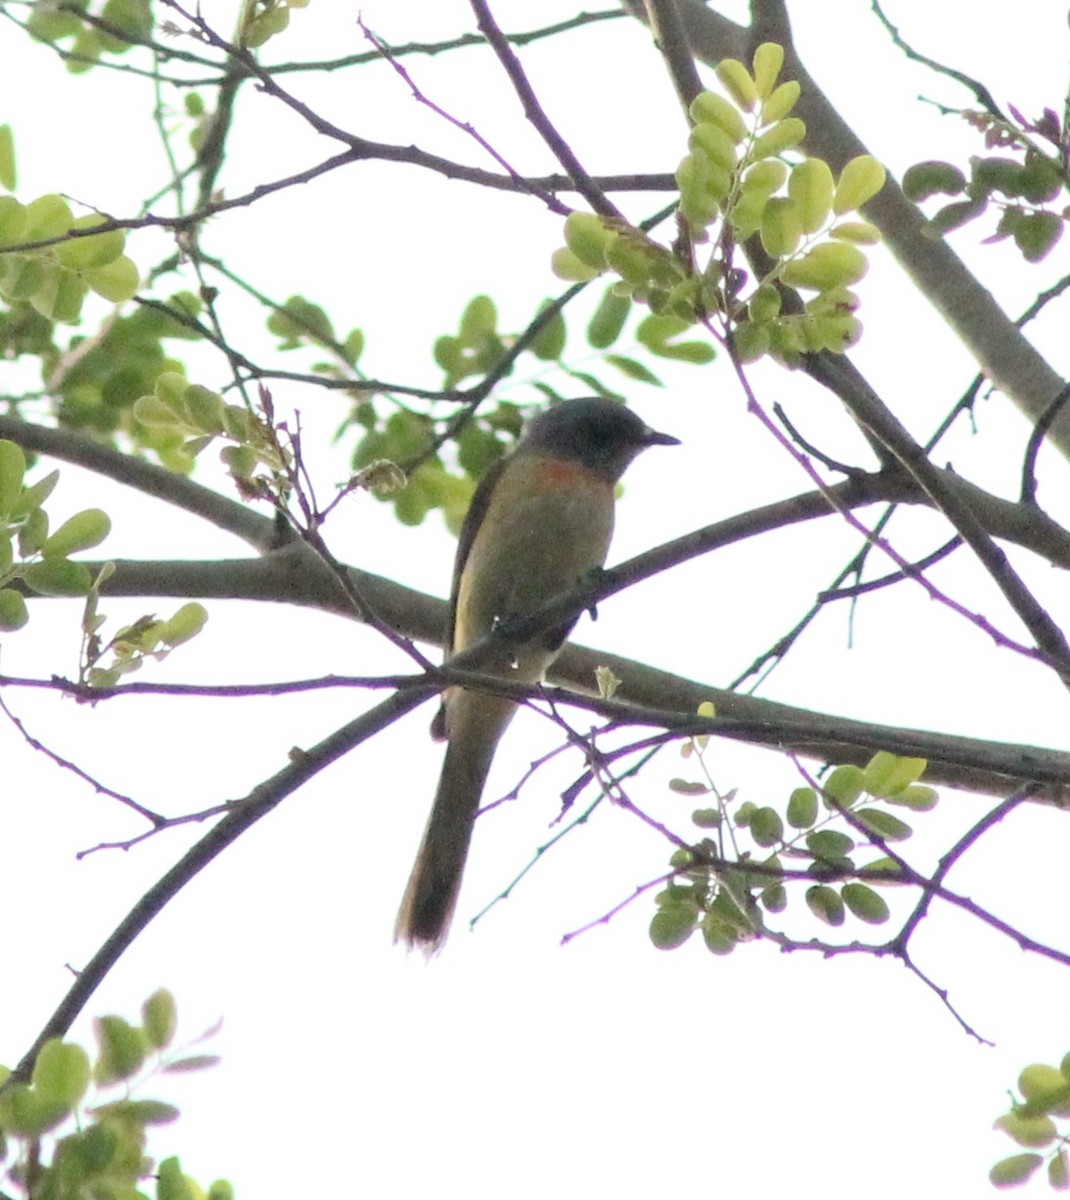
[395, 397, 680, 952]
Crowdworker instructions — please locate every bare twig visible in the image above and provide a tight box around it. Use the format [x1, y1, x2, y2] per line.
[468, 0, 624, 220]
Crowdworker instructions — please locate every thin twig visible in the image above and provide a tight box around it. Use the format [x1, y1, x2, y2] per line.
[468, 0, 624, 220]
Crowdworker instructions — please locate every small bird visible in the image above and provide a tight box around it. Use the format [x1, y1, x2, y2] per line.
[395, 397, 680, 952]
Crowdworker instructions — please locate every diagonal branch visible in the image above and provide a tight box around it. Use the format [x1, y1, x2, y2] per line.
[629, 0, 1070, 456]
[468, 0, 624, 220]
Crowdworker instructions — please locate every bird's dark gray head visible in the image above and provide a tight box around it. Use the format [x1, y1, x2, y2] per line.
[519, 397, 679, 481]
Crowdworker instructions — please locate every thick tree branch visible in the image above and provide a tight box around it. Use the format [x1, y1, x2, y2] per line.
[0, 415, 276, 551]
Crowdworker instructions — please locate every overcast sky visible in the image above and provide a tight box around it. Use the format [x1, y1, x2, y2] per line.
[3, 2, 1070, 1197]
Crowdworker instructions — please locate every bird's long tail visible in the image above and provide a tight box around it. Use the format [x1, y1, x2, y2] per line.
[395, 691, 515, 952]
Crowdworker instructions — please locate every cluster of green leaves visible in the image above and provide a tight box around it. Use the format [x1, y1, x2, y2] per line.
[990, 1058, 1070, 1190]
[553, 43, 886, 366]
[25, 0, 152, 74]
[239, 0, 311, 50]
[49, 292, 205, 452]
[133, 371, 289, 483]
[0, 192, 139, 325]
[650, 747, 937, 954]
[81, 567, 208, 688]
[904, 101, 1067, 263]
[0, 439, 111, 630]
[351, 397, 507, 533]
[348, 288, 709, 528]
[266, 293, 365, 384]
[0, 988, 231, 1200]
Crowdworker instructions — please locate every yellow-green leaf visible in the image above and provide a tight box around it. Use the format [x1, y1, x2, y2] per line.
[41, 508, 111, 558]
[833, 155, 887, 214]
[0, 124, 15, 192]
[84, 254, 139, 302]
[715, 58, 758, 111]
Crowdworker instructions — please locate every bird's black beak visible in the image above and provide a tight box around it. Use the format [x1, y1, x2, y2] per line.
[641, 425, 681, 448]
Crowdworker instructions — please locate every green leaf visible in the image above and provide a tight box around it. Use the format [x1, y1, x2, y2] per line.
[806, 829, 854, 860]
[749, 806, 784, 847]
[32, 1039, 91, 1108]
[689, 91, 748, 142]
[12, 468, 59, 519]
[751, 117, 806, 160]
[840, 882, 890, 924]
[761, 196, 804, 258]
[161, 1054, 221, 1074]
[458, 294, 497, 345]
[862, 752, 927, 797]
[0, 196, 27, 247]
[92, 1098, 180, 1126]
[23, 559, 92, 596]
[649, 905, 697, 949]
[0, 125, 15, 192]
[142, 989, 177, 1050]
[701, 911, 739, 956]
[786, 786, 818, 829]
[989, 1153, 1042, 1187]
[342, 328, 364, 366]
[182, 386, 225, 434]
[41, 508, 111, 558]
[94, 1015, 147, 1083]
[1012, 210, 1063, 263]
[84, 254, 139, 302]
[822, 764, 865, 806]
[1050, 1149, 1069, 1191]
[805, 884, 845, 926]
[832, 155, 887, 213]
[551, 247, 602, 282]
[563, 212, 614, 268]
[0, 588, 28, 631]
[24, 193, 73, 241]
[1019, 154, 1064, 204]
[0, 1082, 69, 1136]
[157, 1156, 196, 1200]
[562, 368, 623, 401]
[862, 856, 907, 882]
[159, 602, 208, 647]
[31, 269, 88, 323]
[647, 340, 715, 364]
[603, 354, 662, 385]
[690, 805, 720, 824]
[886, 784, 938, 811]
[995, 1111, 1057, 1149]
[854, 808, 912, 842]
[751, 42, 784, 101]
[1018, 1064, 1070, 1114]
[241, 3, 289, 47]
[0, 438, 27, 517]
[714, 58, 758, 111]
[529, 303, 566, 361]
[56, 214, 125, 270]
[268, 295, 334, 346]
[781, 242, 868, 290]
[789, 159, 835, 233]
[99, 0, 152, 47]
[27, 1, 87, 42]
[902, 160, 967, 202]
[927, 196, 987, 236]
[18, 506, 48, 557]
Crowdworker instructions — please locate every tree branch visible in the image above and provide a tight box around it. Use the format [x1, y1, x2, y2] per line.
[631, 0, 1070, 456]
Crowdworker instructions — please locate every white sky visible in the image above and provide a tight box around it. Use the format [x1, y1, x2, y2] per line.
[3, 1, 1070, 1197]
